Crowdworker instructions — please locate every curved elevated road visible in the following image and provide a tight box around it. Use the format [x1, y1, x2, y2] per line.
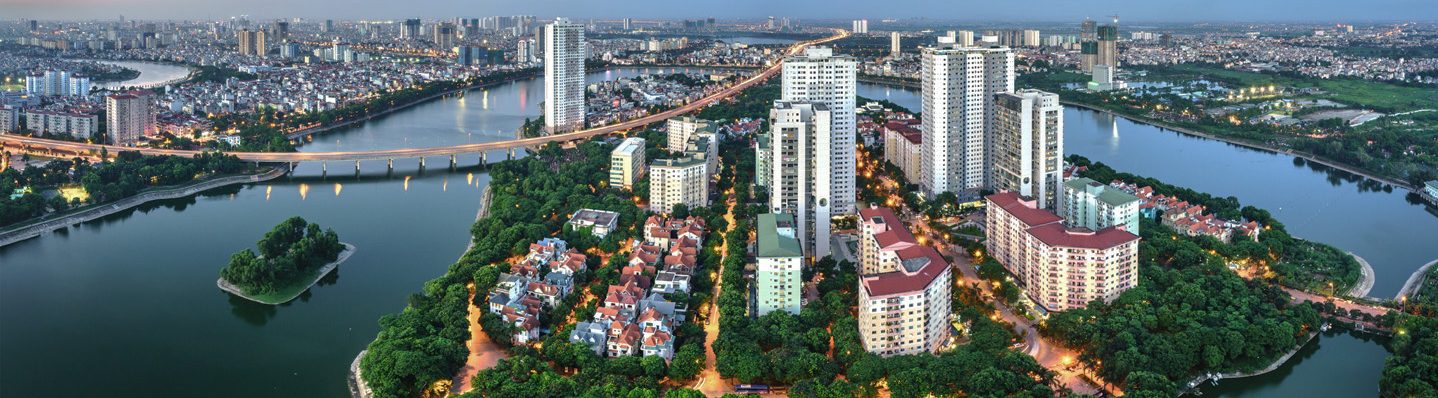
[1, 30, 848, 163]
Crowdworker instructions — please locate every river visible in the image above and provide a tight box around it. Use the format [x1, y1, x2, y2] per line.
[93, 60, 194, 90]
[0, 66, 727, 398]
[0, 69, 1425, 397]
[859, 83, 1434, 397]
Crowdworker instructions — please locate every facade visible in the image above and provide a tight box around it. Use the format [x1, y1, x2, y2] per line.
[857, 206, 917, 275]
[754, 133, 772, 190]
[766, 101, 835, 258]
[610, 137, 646, 190]
[882, 122, 923, 184]
[25, 70, 90, 97]
[856, 205, 952, 357]
[756, 213, 804, 316]
[992, 89, 1063, 209]
[781, 47, 856, 216]
[890, 32, 902, 57]
[851, 20, 869, 34]
[649, 155, 708, 214]
[433, 22, 457, 49]
[106, 91, 155, 146]
[237, 29, 266, 57]
[544, 18, 586, 134]
[22, 110, 98, 139]
[918, 45, 1014, 198]
[985, 192, 1139, 312]
[1061, 177, 1141, 235]
[0, 107, 18, 133]
[666, 116, 713, 153]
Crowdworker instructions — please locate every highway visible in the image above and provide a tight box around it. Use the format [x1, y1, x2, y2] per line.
[0, 29, 848, 164]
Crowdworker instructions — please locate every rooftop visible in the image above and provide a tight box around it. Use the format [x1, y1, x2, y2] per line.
[987, 191, 1063, 227]
[757, 213, 803, 258]
[1065, 177, 1139, 207]
[1025, 223, 1139, 249]
[862, 245, 948, 297]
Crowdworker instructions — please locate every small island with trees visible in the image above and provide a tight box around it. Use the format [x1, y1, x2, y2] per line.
[217, 216, 355, 305]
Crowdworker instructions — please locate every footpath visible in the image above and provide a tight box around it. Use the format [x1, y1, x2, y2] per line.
[0, 167, 285, 248]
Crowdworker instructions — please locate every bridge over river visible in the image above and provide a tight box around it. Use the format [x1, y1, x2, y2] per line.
[1, 30, 848, 168]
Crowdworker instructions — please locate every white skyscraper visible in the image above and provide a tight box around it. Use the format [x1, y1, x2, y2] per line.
[767, 101, 834, 259]
[544, 18, 585, 134]
[890, 31, 902, 57]
[993, 89, 1063, 209]
[918, 45, 1014, 198]
[851, 19, 868, 34]
[781, 47, 856, 216]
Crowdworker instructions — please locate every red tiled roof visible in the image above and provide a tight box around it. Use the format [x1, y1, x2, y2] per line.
[987, 192, 1063, 227]
[1025, 223, 1138, 250]
[861, 245, 949, 297]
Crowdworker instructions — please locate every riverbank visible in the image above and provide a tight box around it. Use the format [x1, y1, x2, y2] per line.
[1350, 252, 1377, 298]
[350, 182, 496, 398]
[0, 167, 286, 248]
[1059, 100, 1416, 191]
[1185, 330, 1322, 393]
[217, 242, 357, 305]
[286, 72, 541, 141]
[90, 59, 197, 90]
[1397, 259, 1438, 300]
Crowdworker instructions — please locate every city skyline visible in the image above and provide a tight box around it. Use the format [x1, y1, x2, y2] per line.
[4, 0, 1436, 22]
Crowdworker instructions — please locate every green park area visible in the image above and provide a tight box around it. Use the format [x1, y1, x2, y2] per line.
[217, 216, 350, 305]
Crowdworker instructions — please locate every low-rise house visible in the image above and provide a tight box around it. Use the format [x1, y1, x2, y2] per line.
[567, 208, 621, 238]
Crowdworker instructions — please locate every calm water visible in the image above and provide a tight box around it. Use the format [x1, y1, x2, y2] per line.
[0, 66, 751, 398]
[859, 83, 1433, 396]
[1, 71, 1422, 397]
[94, 60, 193, 90]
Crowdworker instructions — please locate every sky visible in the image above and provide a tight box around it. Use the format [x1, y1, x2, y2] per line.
[3, 0, 1436, 22]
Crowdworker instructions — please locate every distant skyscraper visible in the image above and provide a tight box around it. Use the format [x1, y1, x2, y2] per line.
[851, 19, 868, 34]
[401, 19, 422, 39]
[1080, 18, 1098, 73]
[454, 46, 488, 66]
[992, 89, 1063, 209]
[433, 22, 457, 48]
[237, 29, 266, 57]
[517, 39, 536, 64]
[1022, 29, 1041, 47]
[918, 45, 1014, 197]
[1096, 22, 1119, 69]
[622, 18, 632, 30]
[270, 21, 289, 40]
[958, 30, 975, 47]
[29, 20, 38, 32]
[544, 18, 586, 134]
[890, 31, 901, 57]
[25, 70, 90, 97]
[323, 19, 334, 33]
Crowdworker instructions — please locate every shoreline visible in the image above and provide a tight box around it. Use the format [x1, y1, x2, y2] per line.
[217, 242, 357, 305]
[0, 167, 286, 248]
[1397, 258, 1438, 300]
[1058, 100, 1416, 191]
[1348, 252, 1376, 299]
[286, 72, 541, 141]
[1185, 330, 1321, 393]
[350, 182, 495, 398]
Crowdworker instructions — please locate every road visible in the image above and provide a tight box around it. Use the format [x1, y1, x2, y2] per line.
[693, 187, 740, 397]
[0, 30, 850, 164]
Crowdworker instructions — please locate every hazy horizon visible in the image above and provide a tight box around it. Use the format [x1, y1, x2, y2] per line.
[4, 0, 1436, 23]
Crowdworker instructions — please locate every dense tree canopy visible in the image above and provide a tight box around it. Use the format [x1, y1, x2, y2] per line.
[1381, 315, 1438, 397]
[0, 151, 246, 227]
[1042, 218, 1323, 394]
[219, 216, 343, 295]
